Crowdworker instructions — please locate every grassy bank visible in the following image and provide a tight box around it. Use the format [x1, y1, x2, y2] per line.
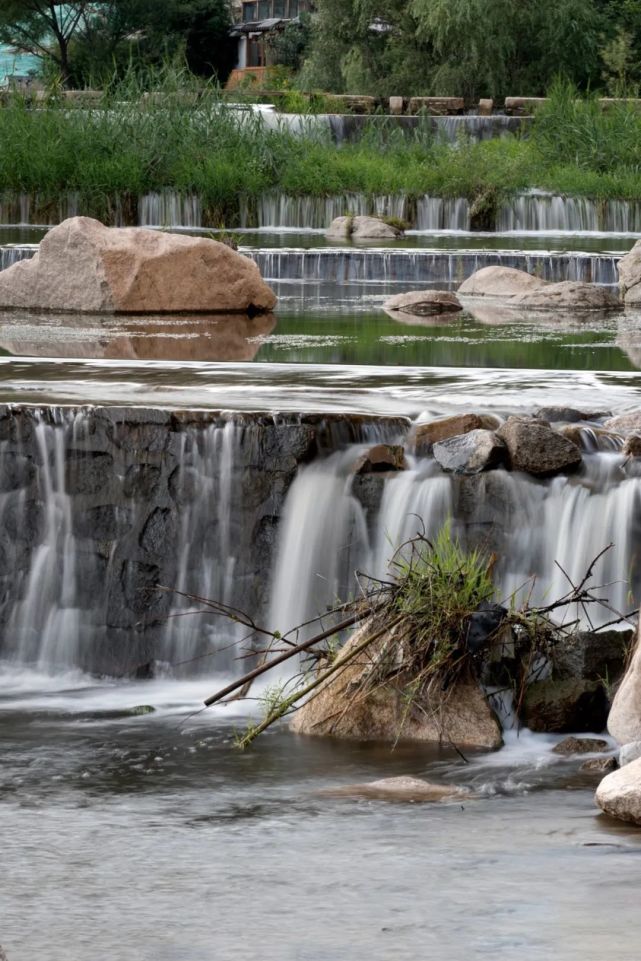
[1, 80, 641, 225]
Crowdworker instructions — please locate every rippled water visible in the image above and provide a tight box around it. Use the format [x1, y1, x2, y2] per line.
[0, 671, 639, 961]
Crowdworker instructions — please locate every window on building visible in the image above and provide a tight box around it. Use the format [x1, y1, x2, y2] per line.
[258, 0, 271, 18]
[243, 1, 257, 21]
[273, 0, 285, 16]
[288, 0, 299, 16]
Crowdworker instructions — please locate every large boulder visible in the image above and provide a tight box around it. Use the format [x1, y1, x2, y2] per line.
[384, 290, 463, 318]
[326, 215, 400, 242]
[595, 756, 641, 826]
[412, 413, 501, 456]
[459, 267, 619, 311]
[513, 281, 619, 311]
[0, 217, 277, 314]
[617, 240, 641, 303]
[608, 625, 641, 745]
[458, 266, 546, 298]
[290, 619, 503, 749]
[496, 416, 582, 475]
[522, 677, 609, 733]
[433, 429, 506, 475]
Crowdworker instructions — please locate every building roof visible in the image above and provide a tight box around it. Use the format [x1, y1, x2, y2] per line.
[230, 18, 286, 36]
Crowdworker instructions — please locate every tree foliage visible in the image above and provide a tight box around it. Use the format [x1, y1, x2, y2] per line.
[0, 0, 236, 88]
[300, 0, 640, 98]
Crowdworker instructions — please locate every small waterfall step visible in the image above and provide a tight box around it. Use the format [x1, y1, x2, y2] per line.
[0, 243, 621, 286]
[248, 247, 620, 287]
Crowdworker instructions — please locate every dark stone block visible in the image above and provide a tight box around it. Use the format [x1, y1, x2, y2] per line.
[139, 508, 177, 558]
[72, 505, 135, 541]
[123, 464, 162, 499]
[65, 451, 114, 495]
[522, 677, 609, 733]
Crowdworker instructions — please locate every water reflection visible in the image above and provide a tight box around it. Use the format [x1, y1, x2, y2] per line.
[0, 311, 276, 362]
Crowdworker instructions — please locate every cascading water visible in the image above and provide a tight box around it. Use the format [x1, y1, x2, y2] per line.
[497, 191, 641, 233]
[269, 446, 641, 637]
[415, 197, 471, 231]
[250, 247, 619, 286]
[138, 192, 203, 229]
[0, 244, 38, 270]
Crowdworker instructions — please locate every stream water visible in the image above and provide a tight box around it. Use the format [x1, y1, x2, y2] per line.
[1, 213, 641, 960]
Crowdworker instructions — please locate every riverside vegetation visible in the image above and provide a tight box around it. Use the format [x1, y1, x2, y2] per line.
[3, 76, 641, 225]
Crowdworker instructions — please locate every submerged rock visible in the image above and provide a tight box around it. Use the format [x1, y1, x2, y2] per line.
[384, 290, 463, 317]
[535, 407, 611, 424]
[596, 756, 641, 826]
[433, 429, 506, 475]
[290, 619, 503, 749]
[0, 217, 277, 314]
[322, 776, 471, 802]
[412, 413, 501, 456]
[580, 756, 618, 775]
[325, 215, 400, 242]
[496, 416, 582, 476]
[552, 736, 609, 755]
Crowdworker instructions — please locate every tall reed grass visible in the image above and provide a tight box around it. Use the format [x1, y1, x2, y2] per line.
[1, 68, 640, 226]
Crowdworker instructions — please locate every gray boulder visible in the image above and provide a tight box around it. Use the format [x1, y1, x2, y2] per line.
[522, 677, 609, 733]
[321, 776, 471, 802]
[608, 627, 641, 745]
[535, 406, 611, 423]
[605, 410, 641, 433]
[326, 215, 400, 242]
[617, 240, 641, 304]
[433, 429, 506, 475]
[458, 266, 545, 298]
[459, 267, 619, 311]
[496, 416, 582, 476]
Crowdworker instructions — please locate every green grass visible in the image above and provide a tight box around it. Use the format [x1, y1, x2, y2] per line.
[1, 73, 641, 225]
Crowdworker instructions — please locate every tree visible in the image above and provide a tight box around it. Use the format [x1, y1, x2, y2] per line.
[0, 1, 97, 86]
[70, 0, 236, 85]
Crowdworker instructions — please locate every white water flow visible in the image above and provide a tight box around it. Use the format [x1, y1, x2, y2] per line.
[269, 450, 641, 641]
[3, 412, 95, 669]
[138, 192, 203, 228]
[161, 421, 246, 674]
[497, 192, 641, 234]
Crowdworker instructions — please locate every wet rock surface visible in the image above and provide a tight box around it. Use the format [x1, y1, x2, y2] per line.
[413, 413, 501, 456]
[384, 290, 463, 317]
[496, 416, 582, 476]
[325, 215, 400, 242]
[353, 444, 407, 474]
[522, 678, 609, 733]
[433, 429, 506, 474]
[553, 736, 609, 755]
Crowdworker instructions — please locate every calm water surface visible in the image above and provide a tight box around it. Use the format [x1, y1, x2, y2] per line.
[0, 672, 639, 961]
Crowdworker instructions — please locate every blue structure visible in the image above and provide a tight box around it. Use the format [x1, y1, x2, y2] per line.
[0, 43, 40, 86]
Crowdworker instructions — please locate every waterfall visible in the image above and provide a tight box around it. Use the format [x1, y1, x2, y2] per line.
[269, 449, 641, 635]
[0, 244, 38, 270]
[249, 247, 619, 286]
[497, 192, 641, 233]
[432, 115, 525, 145]
[327, 114, 526, 146]
[415, 197, 471, 231]
[248, 192, 411, 230]
[138, 192, 203, 229]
